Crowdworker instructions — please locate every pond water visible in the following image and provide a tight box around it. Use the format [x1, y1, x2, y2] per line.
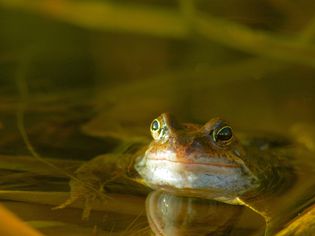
[0, 1, 315, 235]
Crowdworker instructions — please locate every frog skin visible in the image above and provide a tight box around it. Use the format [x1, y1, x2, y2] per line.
[57, 113, 292, 219]
[135, 113, 259, 203]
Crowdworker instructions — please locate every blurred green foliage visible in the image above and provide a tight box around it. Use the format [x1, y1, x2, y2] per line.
[0, 1, 315, 235]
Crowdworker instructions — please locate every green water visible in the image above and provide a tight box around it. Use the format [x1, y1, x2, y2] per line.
[0, 1, 315, 235]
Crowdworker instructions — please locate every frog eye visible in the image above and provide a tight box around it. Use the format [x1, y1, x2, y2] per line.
[212, 126, 233, 143]
[151, 119, 160, 132]
[150, 119, 162, 140]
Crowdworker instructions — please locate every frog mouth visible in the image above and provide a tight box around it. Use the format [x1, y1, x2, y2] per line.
[147, 157, 240, 168]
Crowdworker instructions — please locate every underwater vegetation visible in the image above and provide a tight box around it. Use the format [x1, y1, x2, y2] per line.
[0, 0, 315, 235]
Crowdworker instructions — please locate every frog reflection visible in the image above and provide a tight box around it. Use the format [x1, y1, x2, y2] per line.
[145, 190, 264, 236]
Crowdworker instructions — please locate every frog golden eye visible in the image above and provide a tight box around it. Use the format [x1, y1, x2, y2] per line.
[212, 126, 233, 143]
[151, 119, 160, 132]
[150, 119, 162, 140]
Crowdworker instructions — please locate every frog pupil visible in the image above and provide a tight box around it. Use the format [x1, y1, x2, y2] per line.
[151, 120, 160, 131]
[216, 127, 232, 141]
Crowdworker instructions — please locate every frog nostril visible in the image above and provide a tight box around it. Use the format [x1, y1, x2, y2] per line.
[191, 137, 207, 148]
[179, 139, 203, 155]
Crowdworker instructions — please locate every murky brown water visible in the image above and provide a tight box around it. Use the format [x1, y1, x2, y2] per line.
[0, 1, 315, 235]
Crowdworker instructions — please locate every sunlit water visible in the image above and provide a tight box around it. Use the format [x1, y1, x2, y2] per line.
[0, 1, 315, 235]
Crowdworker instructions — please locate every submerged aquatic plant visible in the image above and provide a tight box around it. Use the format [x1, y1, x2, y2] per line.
[0, 1, 315, 235]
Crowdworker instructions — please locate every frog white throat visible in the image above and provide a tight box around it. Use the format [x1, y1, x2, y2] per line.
[135, 149, 259, 200]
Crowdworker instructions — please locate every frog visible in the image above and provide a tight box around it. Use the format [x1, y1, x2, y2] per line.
[134, 113, 259, 204]
[56, 112, 311, 234]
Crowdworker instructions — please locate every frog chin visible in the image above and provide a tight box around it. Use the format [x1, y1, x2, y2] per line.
[135, 155, 258, 198]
